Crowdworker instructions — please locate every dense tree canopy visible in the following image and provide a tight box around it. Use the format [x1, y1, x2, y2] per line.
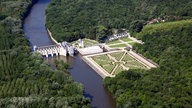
[2, 0, 192, 107]
[104, 20, 192, 107]
[0, 0, 90, 107]
[46, 0, 192, 42]
[45, 0, 192, 107]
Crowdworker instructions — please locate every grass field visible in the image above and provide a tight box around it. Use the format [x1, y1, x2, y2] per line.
[106, 40, 121, 45]
[127, 42, 136, 46]
[121, 38, 133, 42]
[110, 44, 127, 48]
[106, 37, 138, 48]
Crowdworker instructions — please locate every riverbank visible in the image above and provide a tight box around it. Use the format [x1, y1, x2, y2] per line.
[47, 29, 59, 45]
[82, 56, 112, 78]
[0, 0, 89, 107]
[21, 0, 39, 26]
[24, 0, 116, 107]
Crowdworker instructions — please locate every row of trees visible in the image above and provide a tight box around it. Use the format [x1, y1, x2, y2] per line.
[0, 0, 90, 107]
[104, 20, 192, 107]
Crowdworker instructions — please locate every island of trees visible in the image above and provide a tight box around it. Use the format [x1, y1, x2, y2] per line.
[0, 0, 90, 107]
[46, 0, 192, 107]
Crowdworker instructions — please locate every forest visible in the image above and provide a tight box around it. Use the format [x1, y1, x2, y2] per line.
[46, 0, 192, 42]
[46, 0, 192, 107]
[1, 0, 192, 107]
[0, 0, 90, 107]
[104, 20, 192, 107]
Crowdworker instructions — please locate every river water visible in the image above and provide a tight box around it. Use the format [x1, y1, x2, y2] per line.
[23, 0, 116, 107]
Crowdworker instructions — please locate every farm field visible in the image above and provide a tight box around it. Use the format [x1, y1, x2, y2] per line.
[90, 51, 148, 76]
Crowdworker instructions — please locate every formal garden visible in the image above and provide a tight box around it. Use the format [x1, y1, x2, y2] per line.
[91, 51, 148, 76]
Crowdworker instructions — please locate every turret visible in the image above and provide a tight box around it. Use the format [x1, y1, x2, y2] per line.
[33, 45, 37, 51]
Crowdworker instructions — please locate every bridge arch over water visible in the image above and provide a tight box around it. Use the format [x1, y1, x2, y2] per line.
[34, 42, 75, 57]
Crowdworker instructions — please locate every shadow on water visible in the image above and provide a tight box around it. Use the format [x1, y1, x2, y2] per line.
[23, 0, 116, 107]
[84, 92, 94, 102]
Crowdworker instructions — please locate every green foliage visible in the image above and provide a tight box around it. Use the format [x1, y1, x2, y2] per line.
[0, 0, 90, 107]
[104, 20, 192, 107]
[46, 0, 192, 42]
[110, 52, 124, 61]
[129, 20, 145, 33]
[44, 0, 192, 107]
[54, 59, 69, 71]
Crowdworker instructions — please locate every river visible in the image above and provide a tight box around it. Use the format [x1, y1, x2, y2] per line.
[23, 0, 116, 107]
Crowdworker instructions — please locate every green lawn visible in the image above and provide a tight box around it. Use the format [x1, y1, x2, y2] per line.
[127, 42, 136, 46]
[110, 44, 127, 48]
[122, 54, 148, 69]
[113, 66, 124, 75]
[84, 38, 98, 44]
[70, 38, 99, 47]
[93, 59, 110, 66]
[106, 40, 121, 45]
[92, 55, 113, 66]
[92, 54, 109, 60]
[124, 64, 147, 69]
[83, 38, 99, 47]
[124, 60, 147, 69]
[110, 52, 124, 61]
[71, 41, 77, 44]
[121, 38, 133, 42]
[122, 54, 135, 61]
[103, 64, 116, 74]
[84, 41, 93, 47]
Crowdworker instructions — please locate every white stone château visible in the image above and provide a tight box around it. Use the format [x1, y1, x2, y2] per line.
[61, 41, 75, 56]
[34, 41, 76, 57]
